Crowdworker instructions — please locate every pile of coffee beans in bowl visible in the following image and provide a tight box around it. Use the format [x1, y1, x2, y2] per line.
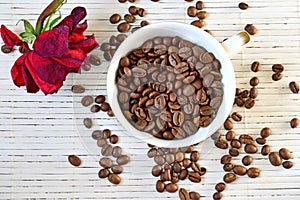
[116, 36, 223, 140]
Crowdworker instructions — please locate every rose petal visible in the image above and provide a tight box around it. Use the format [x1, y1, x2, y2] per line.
[73, 20, 88, 35]
[0, 25, 21, 48]
[10, 54, 26, 87]
[22, 65, 40, 93]
[69, 34, 98, 54]
[51, 49, 86, 70]
[33, 26, 69, 57]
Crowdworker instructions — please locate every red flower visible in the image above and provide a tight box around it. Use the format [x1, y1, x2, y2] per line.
[0, 7, 98, 94]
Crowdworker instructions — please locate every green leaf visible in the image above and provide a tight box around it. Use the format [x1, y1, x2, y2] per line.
[42, 11, 61, 32]
[49, 12, 62, 29]
[20, 19, 35, 34]
[19, 32, 36, 45]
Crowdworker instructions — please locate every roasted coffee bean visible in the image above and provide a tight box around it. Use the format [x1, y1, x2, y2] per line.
[95, 95, 106, 104]
[89, 54, 101, 65]
[223, 163, 234, 172]
[244, 24, 257, 35]
[269, 152, 282, 166]
[191, 162, 201, 173]
[102, 129, 111, 138]
[261, 145, 270, 156]
[230, 139, 241, 149]
[99, 157, 113, 169]
[83, 118, 92, 128]
[166, 183, 178, 193]
[242, 155, 253, 166]
[215, 182, 226, 192]
[260, 127, 271, 138]
[98, 168, 110, 179]
[109, 134, 119, 144]
[90, 104, 101, 113]
[152, 165, 162, 177]
[282, 161, 293, 169]
[182, 158, 192, 168]
[161, 168, 172, 181]
[101, 102, 110, 112]
[108, 173, 121, 185]
[247, 167, 260, 178]
[272, 64, 284, 73]
[215, 138, 228, 149]
[1, 45, 12, 53]
[81, 63, 91, 71]
[233, 165, 247, 176]
[250, 77, 259, 86]
[197, 11, 207, 19]
[290, 117, 299, 128]
[112, 146, 122, 158]
[117, 155, 130, 165]
[239, 134, 253, 144]
[156, 180, 165, 193]
[188, 172, 201, 183]
[189, 191, 201, 200]
[175, 152, 185, 162]
[244, 144, 258, 154]
[81, 95, 93, 106]
[226, 131, 236, 141]
[251, 61, 260, 72]
[68, 155, 81, 167]
[196, 1, 204, 10]
[256, 137, 266, 145]
[173, 162, 182, 173]
[191, 20, 205, 28]
[129, 5, 138, 15]
[117, 22, 131, 33]
[92, 130, 102, 140]
[213, 192, 223, 200]
[179, 188, 189, 200]
[97, 138, 107, 147]
[190, 151, 200, 162]
[229, 148, 239, 157]
[147, 148, 157, 158]
[102, 144, 113, 156]
[138, 8, 146, 17]
[244, 98, 255, 109]
[279, 148, 292, 160]
[187, 6, 197, 17]
[100, 42, 111, 51]
[240, 90, 249, 98]
[272, 73, 283, 81]
[111, 164, 123, 174]
[238, 2, 248, 10]
[289, 81, 299, 93]
[250, 87, 258, 99]
[223, 173, 236, 183]
[224, 119, 233, 130]
[235, 96, 244, 107]
[154, 155, 165, 165]
[124, 14, 136, 23]
[72, 85, 85, 93]
[221, 155, 232, 164]
[179, 169, 188, 180]
[231, 112, 242, 122]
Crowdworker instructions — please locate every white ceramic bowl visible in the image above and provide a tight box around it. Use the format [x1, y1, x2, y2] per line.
[107, 22, 236, 148]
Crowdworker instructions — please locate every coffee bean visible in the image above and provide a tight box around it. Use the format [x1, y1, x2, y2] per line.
[102, 144, 113, 156]
[156, 180, 165, 192]
[1, 45, 13, 53]
[223, 163, 234, 172]
[272, 64, 284, 73]
[100, 42, 111, 51]
[220, 155, 232, 164]
[229, 148, 239, 157]
[260, 127, 271, 138]
[272, 73, 283, 81]
[117, 22, 131, 33]
[191, 162, 201, 173]
[215, 182, 226, 192]
[98, 168, 110, 179]
[179, 169, 188, 180]
[89, 54, 101, 66]
[223, 173, 236, 183]
[196, 1, 204, 10]
[108, 173, 121, 185]
[68, 155, 81, 167]
[111, 164, 123, 174]
[233, 165, 247, 176]
[244, 24, 257, 35]
[230, 139, 241, 149]
[290, 118, 299, 128]
[97, 138, 107, 147]
[128, 5, 138, 15]
[81, 95, 93, 107]
[191, 20, 205, 28]
[109, 134, 119, 144]
[152, 165, 162, 177]
[244, 144, 258, 154]
[138, 8, 146, 17]
[179, 188, 189, 200]
[188, 172, 201, 183]
[251, 61, 260, 72]
[187, 6, 197, 17]
[182, 158, 192, 169]
[197, 11, 207, 19]
[289, 81, 299, 93]
[249, 87, 258, 99]
[118, 0, 126, 2]
[83, 118, 92, 128]
[81, 63, 91, 71]
[261, 144, 270, 156]
[90, 104, 100, 113]
[72, 85, 85, 93]
[101, 102, 110, 112]
[166, 183, 178, 193]
[175, 152, 185, 162]
[231, 112, 242, 122]
[255, 137, 266, 145]
[102, 129, 111, 138]
[224, 119, 233, 130]
[282, 161, 293, 169]
[238, 2, 248, 10]
[99, 157, 113, 169]
[213, 192, 223, 200]
[247, 167, 260, 178]
[92, 130, 102, 140]
[250, 77, 259, 86]
[242, 155, 253, 166]
[279, 148, 292, 160]
[190, 151, 200, 162]
[112, 146, 122, 158]
[117, 155, 130, 165]
[124, 14, 136, 23]
[147, 148, 157, 158]
[240, 90, 249, 98]
[189, 191, 201, 200]
[215, 138, 228, 149]
[244, 98, 255, 109]
[269, 152, 282, 166]
[95, 95, 106, 104]
[226, 131, 236, 141]
[235, 96, 244, 107]
[239, 134, 253, 144]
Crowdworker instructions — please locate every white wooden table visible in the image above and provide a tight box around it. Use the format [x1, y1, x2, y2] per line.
[1, 0, 300, 199]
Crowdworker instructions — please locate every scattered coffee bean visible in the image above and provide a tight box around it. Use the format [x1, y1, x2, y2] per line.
[68, 155, 81, 167]
[247, 167, 260, 178]
[83, 118, 92, 128]
[187, 6, 197, 17]
[71, 85, 85, 93]
[238, 2, 248, 10]
[221, 155, 232, 164]
[92, 130, 102, 140]
[138, 8, 146, 17]
[269, 152, 282, 166]
[223, 172, 236, 183]
[244, 144, 258, 154]
[152, 165, 162, 177]
[102, 129, 111, 138]
[100, 42, 111, 51]
[147, 148, 157, 158]
[101, 144, 113, 156]
[189, 191, 201, 200]
[166, 183, 178, 193]
[229, 148, 240, 157]
[101, 102, 110, 112]
[196, 1, 204, 10]
[242, 155, 253, 166]
[124, 14, 136, 23]
[261, 144, 270, 156]
[279, 148, 292, 160]
[230, 139, 241, 149]
[129, 6, 138, 15]
[90, 104, 101, 113]
[223, 163, 234, 172]
[272, 73, 283, 81]
[109, 134, 119, 144]
[224, 119, 234, 130]
[156, 180, 165, 192]
[249, 87, 258, 99]
[244, 24, 257, 35]
[190, 151, 200, 162]
[191, 20, 205, 28]
[112, 146, 122, 158]
[255, 137, 266, 145]
[290, 118, 299, 128]
[231, 112, 242, 122]
[89, 54, 101, 66]
[239, 134, 254, 144]
[215, 138, 229, 149]
[226, 131, 236, 141]
[179, 188, 189, 200]
[108, 173, 121, 185]
[81, 63, 91, 71]
[260, 127, 271, 138]
[99, 157, 113, 169]
[1, 45, 13, 53]
[188, 172, 202, 183]
[215, 182, 226, 192]
[95, 95, 105, 104]
[289, 81, 299, 94]
[81, 95, 93, 107]
[233, 165, 247, 176]
[197, 11, 207, 19]
[179, 169, 188, 180]
[250, 77, 259, 86]
[282, 161, 293, 169]
[98, 168, 110, 178]
[140, 20, 149, 27]
[97, 138, 107, 147]
[244, 98, 255, 109]
[272, 64, 284, 73]
[111, 164, 123, 174]
[117, 22, 131, 33]
[117, 155, 130, 165]
[251, 61, 260, 72]
[213, 192, 223, 200]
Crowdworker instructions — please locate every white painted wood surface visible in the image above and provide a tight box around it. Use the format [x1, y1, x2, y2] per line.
[0, 0, 300, 199]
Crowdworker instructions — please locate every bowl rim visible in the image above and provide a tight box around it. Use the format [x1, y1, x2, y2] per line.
[107, 21, 236, 148]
